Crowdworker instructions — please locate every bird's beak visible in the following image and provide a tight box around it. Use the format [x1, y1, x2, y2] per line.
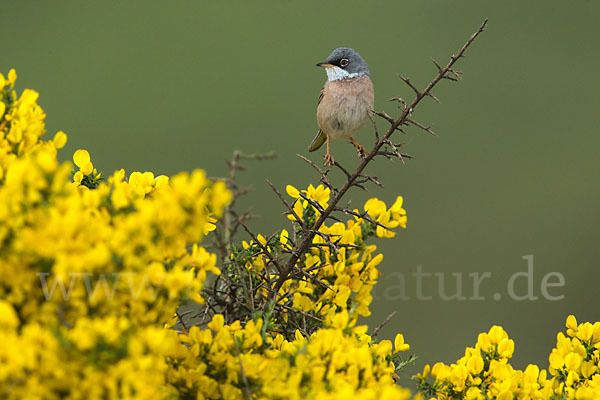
[316, 62, 335, 68]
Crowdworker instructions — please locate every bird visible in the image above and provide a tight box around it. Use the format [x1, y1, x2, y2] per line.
[309, 47, 374, 167]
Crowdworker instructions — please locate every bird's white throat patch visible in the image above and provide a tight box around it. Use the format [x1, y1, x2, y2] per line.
[325, 66, 360, 82]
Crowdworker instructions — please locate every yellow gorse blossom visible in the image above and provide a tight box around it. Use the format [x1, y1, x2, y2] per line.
[277, 186, 408, 324]
[364, 196, 407, 237]
[416, 315, 600, 399]
[168, 314, 412, 400]
[0, 70, 414, 399]
[0, 70, 230, 398]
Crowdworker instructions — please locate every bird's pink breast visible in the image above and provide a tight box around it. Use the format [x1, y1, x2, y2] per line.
[317, 75, 374, 140]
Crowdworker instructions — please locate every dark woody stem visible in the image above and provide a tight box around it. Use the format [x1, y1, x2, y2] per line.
[271, 19, 488, 297]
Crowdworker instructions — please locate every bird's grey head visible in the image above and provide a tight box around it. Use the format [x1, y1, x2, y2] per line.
[316, 47, 370, 82]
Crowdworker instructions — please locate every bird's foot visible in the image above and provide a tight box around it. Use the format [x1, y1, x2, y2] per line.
[349, 137, 367, 159]
[355, 143, 367, 159]
[324, 153, 335, 167]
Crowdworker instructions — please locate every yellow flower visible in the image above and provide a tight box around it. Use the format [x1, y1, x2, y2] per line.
[374, 339, 393, 358]
[287, 199, 305, 222]
[549, 350, 564, 369]
[306, 184, 330, 208]
[6, 125, 23, 143]
[488, 325, 508, 344]
[564, 352, 583, 371]
[566, 314, 578, 336]
[476, 332, 492, 352]
[286, 184, 300, 198]
[576, 322, 593, 341]
[207, 314, 225, 332]
[467, 354, 484, 374]
[364, 198, 386, 219]
[8, 68, 17, 85]
[331, 309, 350, 329]
[73, 171, 84, 185]
[566, 370, 579, 386]
[432, 362, 451, 380]
[466, 387, 485, 400]
[581, 360, 597, 378]
[280, 229, 289, 247]
[394, 333, 410, 352]
[498, 338, 515, 358]
[417, 365, 431, 380]
[390, 196, 407, 228]
[203, 216, 217, 234]
[287, 184, 330, 210]
[293, 293, 313, 312]
[129, 171, 155, 194]
[73, 149, 93, 175]
[153, 174, 169, 188]
[375, 210, 397, 238]
[0, 301, 19, 330]
[497, 391, 513, 400]
[53, 131, 67, 149]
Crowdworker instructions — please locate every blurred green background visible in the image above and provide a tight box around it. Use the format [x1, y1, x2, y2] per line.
[3, 0, 599, 381]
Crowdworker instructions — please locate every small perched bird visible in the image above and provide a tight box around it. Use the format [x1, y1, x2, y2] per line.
[309, 47, 374, 167]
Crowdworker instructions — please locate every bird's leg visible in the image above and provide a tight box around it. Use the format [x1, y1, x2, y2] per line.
[324, 136, 334, 167]
[349, 137, 366, 159]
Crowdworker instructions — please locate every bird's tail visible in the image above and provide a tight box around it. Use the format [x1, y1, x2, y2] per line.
[308, 130, 327, 152]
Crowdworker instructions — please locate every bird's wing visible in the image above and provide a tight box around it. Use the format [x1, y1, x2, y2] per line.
[317, 86, 325, 107]
[308, 87, 327, 152]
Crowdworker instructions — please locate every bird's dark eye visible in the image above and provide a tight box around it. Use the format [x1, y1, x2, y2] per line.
[339, 58, 349, 67]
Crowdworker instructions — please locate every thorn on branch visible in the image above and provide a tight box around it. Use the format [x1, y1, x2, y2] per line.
[406, 119, 437, 136]
[368, 112, 380, 140]
[427, 92, 441, 104]
[375, 150, 413, 161]
[374, 151, 395, 161]
[394, 127, 406, 135]
[442, 70, 461, 81]
[382, 139, 407, 164]
[332, 160, 352, 180]
[372, 110, 395, 125]
[452, 69, 463, 79]
[388, 97, 409, 111]
[399, 75, 421, 97]
[355, 183, 367, 191]
[357, 173, 384, 188]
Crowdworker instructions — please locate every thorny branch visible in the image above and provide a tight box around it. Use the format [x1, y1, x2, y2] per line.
[195, 20, 487, 337]
[213, 150, 277, 259]
[270, 19, 488, 296]
[371, 311, 398, 339]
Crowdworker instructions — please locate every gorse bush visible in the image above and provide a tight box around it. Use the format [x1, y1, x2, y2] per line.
[415, 318, 600, 400]
[0, 70, 412, 399]
[1, 62, 599, 400]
